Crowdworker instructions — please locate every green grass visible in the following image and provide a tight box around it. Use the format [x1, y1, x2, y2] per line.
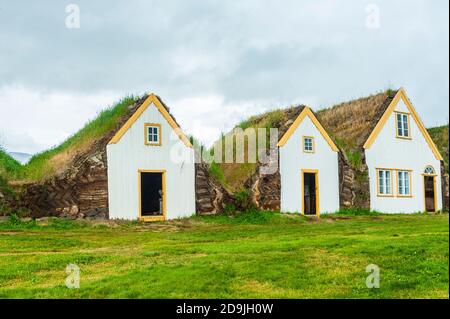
[17, 95, 139, 181]
[0, 147, 21, 197]
[0, 212, 447, 298]
[236, 108, 285, 130]
[0, 147, 21, 179]
[208, 161, 226, 185]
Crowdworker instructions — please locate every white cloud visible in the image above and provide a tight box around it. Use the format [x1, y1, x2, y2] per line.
[171, 95, 258, 146]
[0, 86, 120, 153]
[170, 94, 320, 147]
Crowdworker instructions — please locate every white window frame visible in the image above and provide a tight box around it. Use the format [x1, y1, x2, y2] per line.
[397, 170, 412, 197]
[302, 136, 315, 153]
[377, 169, 393, 197]
[144, 123, 161, 146]
[424, 166, 435, 175]
[395, 112, 411, 139]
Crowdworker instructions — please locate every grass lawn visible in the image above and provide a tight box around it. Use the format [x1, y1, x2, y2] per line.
[0, 212, 448, 298]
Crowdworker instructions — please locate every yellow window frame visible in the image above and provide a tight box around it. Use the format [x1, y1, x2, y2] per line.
[395, 111, 412, 140]
[376, 168, 394, 197]
[396, 169, 413, 198]
[144, 123, 162, 146]
[302, 136, 315, 153]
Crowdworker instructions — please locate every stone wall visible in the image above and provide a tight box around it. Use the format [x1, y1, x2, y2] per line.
[195, 162, 231, 215]
[245, 152, 281, 211]
[352, 150, 371, 210]
[338, 151, 355, 208]
[16, 100, 146, 220]
[20, 137, 109, 219]
[337, 149, 371, 210]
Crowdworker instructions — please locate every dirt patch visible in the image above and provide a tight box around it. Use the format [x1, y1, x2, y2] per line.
[326, 216, 352, 221]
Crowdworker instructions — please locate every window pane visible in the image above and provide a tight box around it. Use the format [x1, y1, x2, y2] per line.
[403, 115, 409, 136]
[397, 114, 403, 136]
[304, 138, 313, 151]
[147, 126, 160, 144]
[397, 171, 411, 195]
[396, 114, 410, 137]
[379, 171, 384, 194]
[385, 171, 391, 194]
[404, 172, 410, 195]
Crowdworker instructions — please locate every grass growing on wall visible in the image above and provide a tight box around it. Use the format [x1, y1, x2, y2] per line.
[0, 212, 447, 298]
[18, 96, 139, 182]
[427, 124, 449, 174]
[208, 161, 226, 185]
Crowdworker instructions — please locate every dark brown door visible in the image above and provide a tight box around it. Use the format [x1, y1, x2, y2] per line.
[424, 176, 435, 212]
[303, 173, 317, 215]
[140, 172, 163, 216]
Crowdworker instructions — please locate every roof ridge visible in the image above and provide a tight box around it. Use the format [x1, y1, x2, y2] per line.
[320, 89, 398, 113]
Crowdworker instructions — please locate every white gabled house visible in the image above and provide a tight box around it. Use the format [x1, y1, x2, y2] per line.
[363, 88, 444, 213]
[278, 106, 340, 216]
[107, 94, 196, 221]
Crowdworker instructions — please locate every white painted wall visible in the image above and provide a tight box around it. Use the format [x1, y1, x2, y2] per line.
[365, 97, 443, 213]
[280, 115, 340, 214]
[107, 102, 196, 220]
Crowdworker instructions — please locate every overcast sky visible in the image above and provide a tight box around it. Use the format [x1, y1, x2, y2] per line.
[0, 0, 448, 154]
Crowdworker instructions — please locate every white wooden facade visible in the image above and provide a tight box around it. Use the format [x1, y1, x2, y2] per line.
[364, 89, 443, 213]
[278, 107, 340, 215]
[107, 94, 196, 221]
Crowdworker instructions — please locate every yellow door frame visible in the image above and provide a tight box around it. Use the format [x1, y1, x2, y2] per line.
[301, 169, 320, 216]
[422, 172, 438, 213]
[138, 169, 167, 222]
